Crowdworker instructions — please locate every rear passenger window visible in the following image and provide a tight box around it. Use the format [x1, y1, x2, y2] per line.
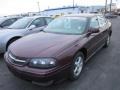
[98, 16, 107, 27]
[45, 18, 53, 25]
[1, 18, 18, 27]
[90, 17, 99, 29]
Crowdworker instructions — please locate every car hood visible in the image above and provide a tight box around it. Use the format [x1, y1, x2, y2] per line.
[9, 32, 83, 58]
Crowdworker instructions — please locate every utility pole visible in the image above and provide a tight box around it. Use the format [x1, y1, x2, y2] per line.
[73, 0, 75, 10]
[110, 0, 112, 13]
[37, 1, 40, 12]
[105, 0, 108, 14]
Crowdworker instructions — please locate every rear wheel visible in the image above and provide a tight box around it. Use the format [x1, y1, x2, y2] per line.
[104, 35, 110, 48]
[69, 52, 84, 81]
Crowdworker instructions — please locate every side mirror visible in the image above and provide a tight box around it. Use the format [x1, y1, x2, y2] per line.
[28, 25, 36, 30]
[88, 27, 100, 34]
[86, 27, 100, 37]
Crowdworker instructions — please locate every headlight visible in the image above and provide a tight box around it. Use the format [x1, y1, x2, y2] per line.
[29, 58, 56, 69]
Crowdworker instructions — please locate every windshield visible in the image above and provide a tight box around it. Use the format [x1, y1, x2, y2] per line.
[8, 17, 33, 29]
[0, 18, 6, 24]
[44, 16, 87, 34]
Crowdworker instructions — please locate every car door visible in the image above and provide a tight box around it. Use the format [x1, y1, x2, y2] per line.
[97, 15, 109, 44]
[85, 16, 103, 58]
[27, 17, 46, 34]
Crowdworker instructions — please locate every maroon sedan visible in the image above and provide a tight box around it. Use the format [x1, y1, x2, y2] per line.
[5, 14, 112, 85]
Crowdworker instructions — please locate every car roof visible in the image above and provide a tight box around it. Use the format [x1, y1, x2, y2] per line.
[64, 13, 103, 18]
[2, 16, 21, 19]
[0, 17, 19, 23]
[25, 16, 51, 19]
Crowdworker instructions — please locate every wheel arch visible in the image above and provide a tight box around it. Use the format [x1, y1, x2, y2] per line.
[109, 30, 112, 36]
[6, 36, 21, 51]
[74, 47, 88, 61]
[109, 25, 112, 36]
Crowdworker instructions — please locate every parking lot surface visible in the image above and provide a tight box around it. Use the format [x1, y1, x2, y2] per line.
[0, 17, 120, 90]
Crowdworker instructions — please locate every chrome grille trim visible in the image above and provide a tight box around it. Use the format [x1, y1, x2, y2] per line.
[8, 53, 26, 63]
[8, 53, 27, 66]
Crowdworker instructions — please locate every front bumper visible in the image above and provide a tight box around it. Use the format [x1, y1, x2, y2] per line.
[4, 53, 70, 83]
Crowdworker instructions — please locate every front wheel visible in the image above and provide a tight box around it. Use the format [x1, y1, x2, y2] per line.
[68, 52, 84, 81]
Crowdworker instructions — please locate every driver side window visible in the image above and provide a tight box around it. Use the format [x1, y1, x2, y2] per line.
[29, 18, 45, 28]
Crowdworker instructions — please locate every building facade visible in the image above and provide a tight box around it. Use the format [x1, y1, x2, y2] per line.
[40, 6, 88, 17]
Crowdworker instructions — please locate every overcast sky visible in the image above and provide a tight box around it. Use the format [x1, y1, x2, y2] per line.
[0, 0, 119, 16]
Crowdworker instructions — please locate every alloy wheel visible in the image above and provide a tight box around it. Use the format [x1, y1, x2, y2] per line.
[73, 56, 83, 77]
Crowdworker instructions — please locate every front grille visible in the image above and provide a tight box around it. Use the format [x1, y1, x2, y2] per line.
[8, 53, 28, 66]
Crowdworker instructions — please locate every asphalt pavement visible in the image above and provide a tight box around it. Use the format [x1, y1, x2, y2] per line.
[0, 17, 120, 90]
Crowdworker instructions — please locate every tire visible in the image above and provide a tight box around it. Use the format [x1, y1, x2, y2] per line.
[68, 52, 84, 81]
[104, 35, 110, 48]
